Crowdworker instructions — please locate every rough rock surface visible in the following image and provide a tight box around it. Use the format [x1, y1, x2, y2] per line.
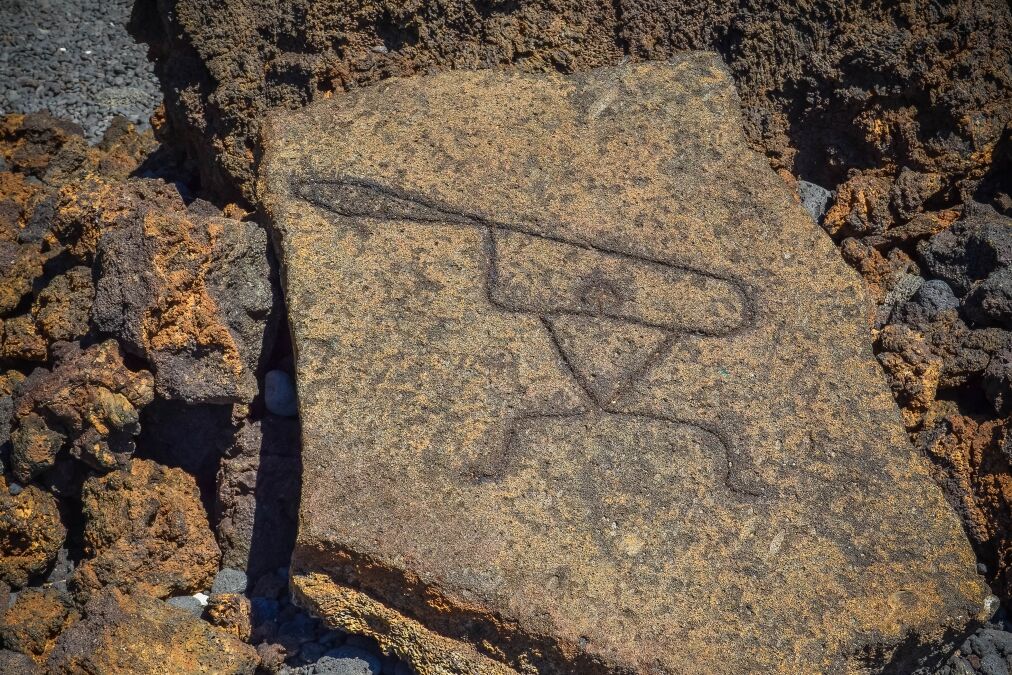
[0, 482, 66, 589]
[7, 340, 155, 482]
[89, 178, 279, 405]
[135, 0, 1012, 210]
[262, 58, 987, 673]
[215, 415, 301, 580]
[0, 587, 79, 664]
[46, 587, 259, 674]
[74, 458, 221, 599]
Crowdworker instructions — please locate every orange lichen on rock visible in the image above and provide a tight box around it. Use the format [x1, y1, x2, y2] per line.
[876, 324, 944, 429]
[75, 459, 221, 600]
[138, 211, 243, 377]
[922, 407, 1012, 598]
[205, 593, 253, 641]
[0, 588, 79, 664]
[7, 340, 155, 480]
[823, 173, 895, 239]
[0, 483, 66, 589]
[45, 587, 258, 674]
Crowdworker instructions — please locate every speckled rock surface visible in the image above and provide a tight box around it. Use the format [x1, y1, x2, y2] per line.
[45, 587, 258, 675]
[262, 58, 987, 673]
[0, 482, 66, 589]
[74, 458, 221, 600]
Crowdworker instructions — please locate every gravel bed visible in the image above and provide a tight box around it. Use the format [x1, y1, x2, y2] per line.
[0, 0, 159, 140]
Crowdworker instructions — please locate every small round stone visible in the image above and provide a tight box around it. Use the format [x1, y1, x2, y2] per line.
[165, 595, 204, 617]
[264, 370, 298, 417]
[211, 567, 248, 595]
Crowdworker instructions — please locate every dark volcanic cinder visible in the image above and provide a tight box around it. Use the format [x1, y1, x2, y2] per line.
[261, 57, 986, 674]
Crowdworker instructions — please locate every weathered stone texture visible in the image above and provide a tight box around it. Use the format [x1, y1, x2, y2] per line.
[0, 483, 66, 589]
[46, 587, 259, 675]
[74, 458, 221, 600]
[89, 178, 279, 405]
[262, 58, 987, 673]
[7, 340, 154, 482]
[0, 587, 79, 664]
[215, 416, 301, 579]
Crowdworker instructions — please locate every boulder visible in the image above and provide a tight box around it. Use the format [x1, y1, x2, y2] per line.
[0, 587, 79, 664]
[74, 458, 221, 599]
[0, 482, 66, 589]
[7, 340, 154, 481]
[91, 179, 279, 405]
[261, 58, 987, 673]
[46, 587, 258, 674]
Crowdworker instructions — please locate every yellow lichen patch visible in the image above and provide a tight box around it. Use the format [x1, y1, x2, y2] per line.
[293, 572, 519, 675]
[139, 211, 243, 377]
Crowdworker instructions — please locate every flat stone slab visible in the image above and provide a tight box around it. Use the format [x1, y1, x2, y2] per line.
[261, 56, 986, 674]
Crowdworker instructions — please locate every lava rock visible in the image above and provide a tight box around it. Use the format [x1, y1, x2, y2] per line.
[918, 207, 1012, 295]
[135, 399, 237, 499]
[914, 279, 961, 315]
[211, 568, 248, 596]
[314, 647, 382, 675]
[965, 267, 1012, 328]
[797, 179, 832, 223]
[91, 180, 279, 405]
[0, 483, 66, 589]
[205, 592, 252, 641]
[45, 587, 258, 674]
[134, 0, 1012, 212]
[983, 350, 1012, 413]
[165, 595, 205, 617]
[73, 458, 221, 599]
[0, 648, 40, 674]
[0, 587, 79, 665]
[215, 417, 301, 580]
[7, 340, 155, 481]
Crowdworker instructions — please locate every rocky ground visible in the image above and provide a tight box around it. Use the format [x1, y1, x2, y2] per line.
[0, 0, 1010, 673]
[0, 0, 159, 141]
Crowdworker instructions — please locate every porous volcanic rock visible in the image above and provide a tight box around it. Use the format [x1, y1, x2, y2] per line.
[7, 340, 155, 482]
[89, 178, 279, 405]
[0, 587, 79, 665]
[262, 58, 987, 673]
[74, 458, 221, 599]
[215, 415, 301, 579]
[135, 0, 1011, 208]
[46, 587, 259, 675]
[0, 483, 65, 589]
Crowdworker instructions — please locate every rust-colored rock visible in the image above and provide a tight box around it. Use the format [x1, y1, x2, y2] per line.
[206, 593, 253, 641]
[0, 482, 66, 589]
[7, 340, 154, 481]
[922, 406, 1012, 599]
[136, 0, 1012, 209]
[0, 587, 79, 664]
[876, 324, 944, 429]
[46, 587, 259, 675]
[89, 182, 278, 404]
[263, 59, 987, 674]
[0, 112, 154, 186]
[32, 266, 95, 344]
[75, 458, 221, 599]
